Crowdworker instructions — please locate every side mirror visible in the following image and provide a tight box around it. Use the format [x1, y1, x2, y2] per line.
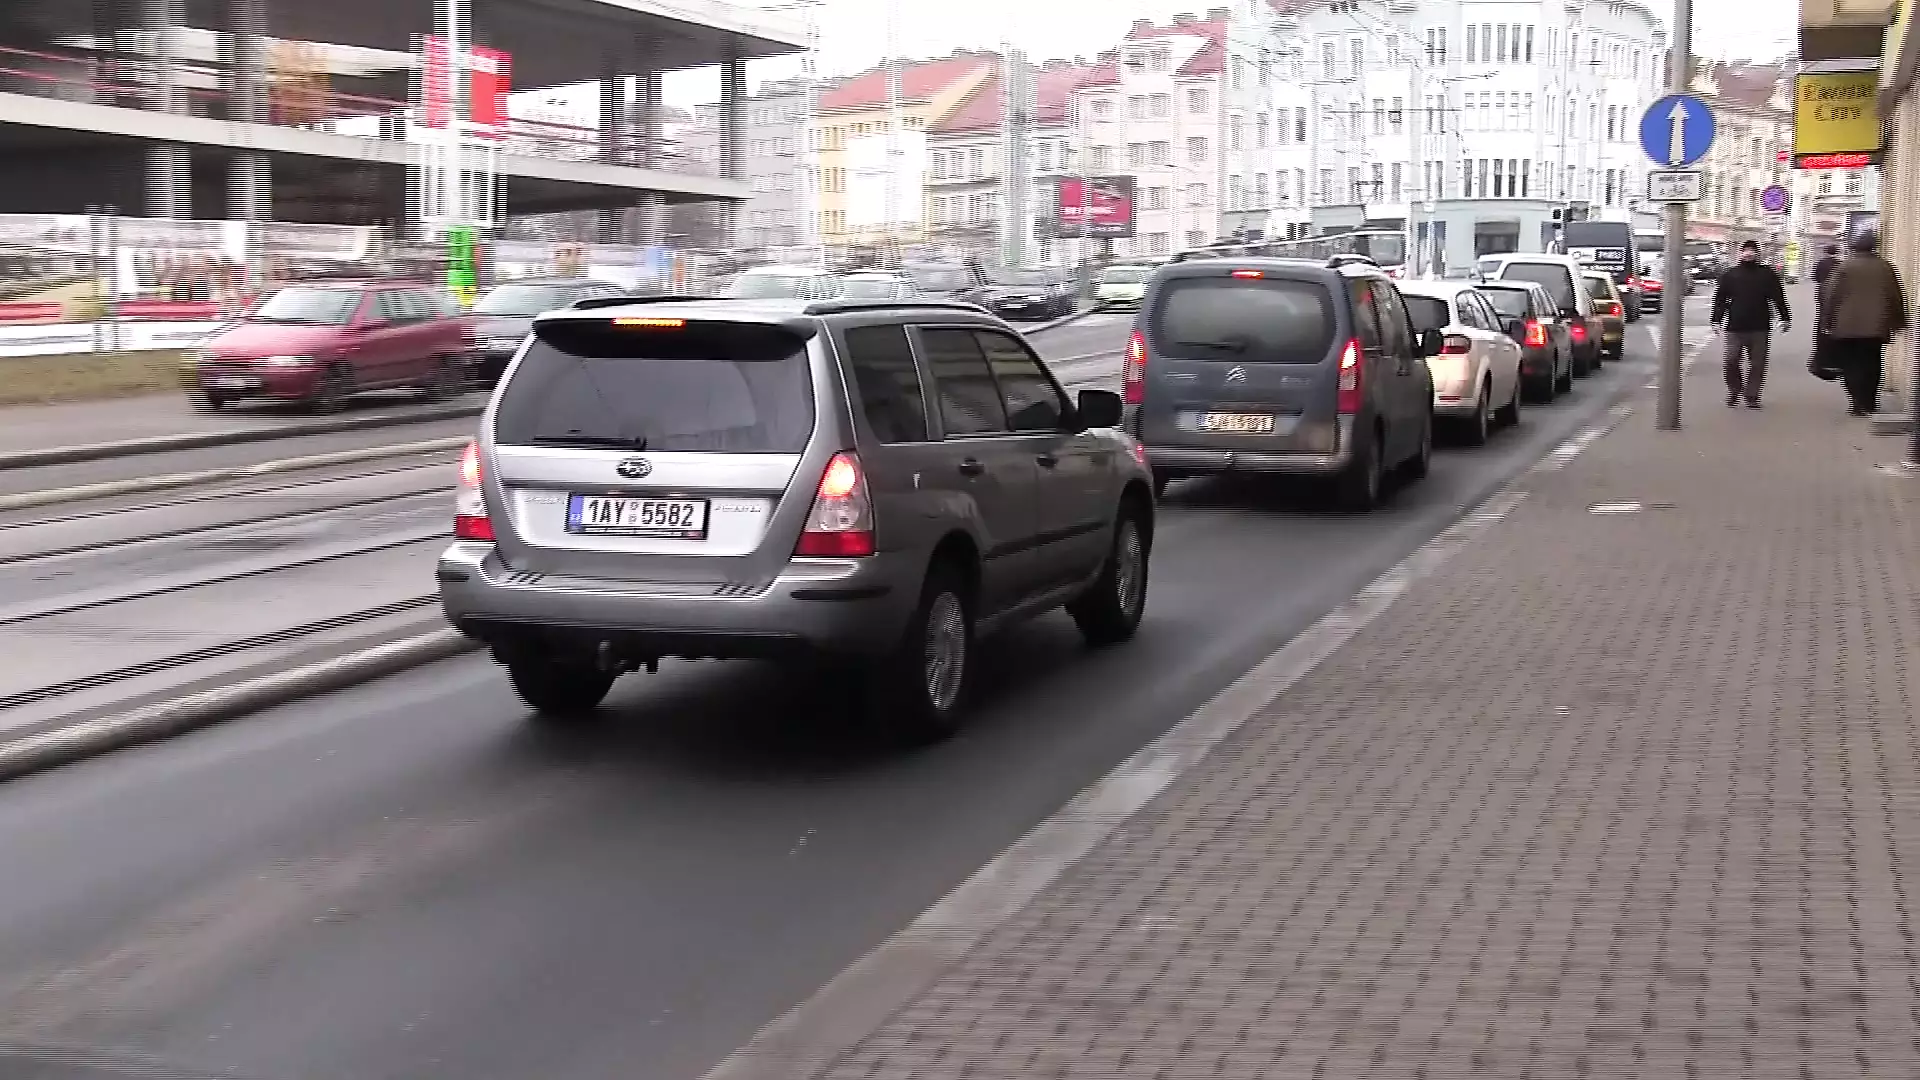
[1504, 318, 1527, 339]
[1076, 387, 1123, 428]
[1417, 328, 1445, 357]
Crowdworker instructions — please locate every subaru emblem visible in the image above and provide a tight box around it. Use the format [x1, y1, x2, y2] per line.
[1225, 365, 1248, 383]
[616, 457, 652, 479]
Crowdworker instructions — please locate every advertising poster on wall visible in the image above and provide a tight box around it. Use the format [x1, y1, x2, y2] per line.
[1054, 176, 1137, 239]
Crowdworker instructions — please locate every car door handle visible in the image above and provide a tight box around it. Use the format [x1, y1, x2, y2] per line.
[1035, 452, 1058, 468]
[957, 458, 986, 477]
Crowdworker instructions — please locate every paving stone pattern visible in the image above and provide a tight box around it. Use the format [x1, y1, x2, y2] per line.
[815, 364, 1920, 1077]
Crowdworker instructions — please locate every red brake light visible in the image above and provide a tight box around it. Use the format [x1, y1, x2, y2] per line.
[1625, 276, 1640, 289]
[1523, 320, 1548, 347]
[1569, 323, 1588, 341]
[1336, 338, 1363, 414]
[454, 440, 493, 540]
[1122, 330, 1146, 405]
[1441, 334, 1473, 355]
[795, 451, 875, 557]
[1230, 269, 1264, 279]
[1602, 301, 1621, 316]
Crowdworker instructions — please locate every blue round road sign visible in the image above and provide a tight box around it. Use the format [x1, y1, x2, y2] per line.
[1640, 94, 1716, 168]
[1760, 184, 1788, 213]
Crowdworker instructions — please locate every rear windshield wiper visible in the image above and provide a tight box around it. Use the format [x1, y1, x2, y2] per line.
[1175, 339, 1249, 353]
[528, 434, 649, 449]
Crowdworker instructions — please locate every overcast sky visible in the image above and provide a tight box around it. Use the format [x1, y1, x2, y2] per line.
[651, 0, 1795, 108]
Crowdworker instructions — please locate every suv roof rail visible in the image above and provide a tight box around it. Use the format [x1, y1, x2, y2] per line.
[569, 294, 714, 310]
[801, 299, 988, 316]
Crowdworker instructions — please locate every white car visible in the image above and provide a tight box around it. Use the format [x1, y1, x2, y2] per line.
[1395, 279, 1525, 446]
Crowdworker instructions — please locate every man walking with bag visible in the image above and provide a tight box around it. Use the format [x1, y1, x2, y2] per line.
[1712, 240, 1791, 408]
[1819, 230, 1909, 417]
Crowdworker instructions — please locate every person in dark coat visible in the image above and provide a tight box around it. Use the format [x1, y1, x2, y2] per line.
[1819, 230, 1909, 416]
[1810, 243, 1843, 375]
[1812, 243, 1842, 289]
[1711, 239, 1791, 408]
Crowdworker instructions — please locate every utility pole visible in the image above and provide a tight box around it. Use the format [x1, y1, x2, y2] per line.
[1074, 94, 1092, 304]
[1656, 0, 1692, 430]
[882, 0, 902, 262]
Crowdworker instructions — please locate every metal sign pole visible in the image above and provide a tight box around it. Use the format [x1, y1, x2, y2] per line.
[1657, 0, 1694, 431]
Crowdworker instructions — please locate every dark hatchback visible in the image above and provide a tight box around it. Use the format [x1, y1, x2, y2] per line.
[1476, 280, 1573, 399]
[980, 269, 1074, 320]
[467, 278, 627, 383]
[1127, 258, 1443, 511]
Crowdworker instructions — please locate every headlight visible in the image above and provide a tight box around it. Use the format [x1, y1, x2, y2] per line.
[260, 355, 313, 368]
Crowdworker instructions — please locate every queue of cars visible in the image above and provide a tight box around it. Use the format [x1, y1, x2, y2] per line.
[436, 251, 1631, 738]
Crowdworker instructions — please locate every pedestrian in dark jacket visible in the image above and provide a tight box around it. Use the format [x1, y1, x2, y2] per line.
[1810, 243, 1843, 375]
[1711, 239, 1791, 408]
[1818, 230, 1909, 416]
[1812, 244, 1841, 289]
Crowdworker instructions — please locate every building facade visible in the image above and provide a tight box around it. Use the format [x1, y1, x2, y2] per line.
[689, 78, 814, 252]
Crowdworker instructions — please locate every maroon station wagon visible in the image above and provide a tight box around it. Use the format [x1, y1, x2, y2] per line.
[186, 281, 471, 413]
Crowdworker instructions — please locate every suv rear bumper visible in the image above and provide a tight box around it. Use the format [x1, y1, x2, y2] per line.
[1145, 416, 1357, 477]
[436, 542, 920, 660]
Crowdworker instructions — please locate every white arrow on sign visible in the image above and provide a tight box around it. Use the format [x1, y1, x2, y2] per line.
[1667, 101, 1688, 165]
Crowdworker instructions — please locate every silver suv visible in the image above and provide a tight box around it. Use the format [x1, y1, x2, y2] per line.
[439, 297, 1157, 741]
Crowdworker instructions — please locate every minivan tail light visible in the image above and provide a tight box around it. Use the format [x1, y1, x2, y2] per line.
[795, 451, 875, 557]
[454, 440, 493, 541]
[1441, 334, 1473, 355]
[1122, 330, 1146, 404]
[1336, 338, 1363, 414]
[1523, 320, 1548, 347]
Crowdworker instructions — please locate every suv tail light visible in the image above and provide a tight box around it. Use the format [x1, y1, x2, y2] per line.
[1523, 320, 1548, 347]
[455, 440, 493, 541]
[794, 451, 876, 557]
[1569, 322, 1589, 342]
[1336, 338, 1363, 414]
[1441, 333, 1473, 355]
[1122, 330, 1146, 404]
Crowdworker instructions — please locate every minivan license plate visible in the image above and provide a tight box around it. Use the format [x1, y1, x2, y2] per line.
[567, 495, 709, 539]
[1200, 412, 1276, 434]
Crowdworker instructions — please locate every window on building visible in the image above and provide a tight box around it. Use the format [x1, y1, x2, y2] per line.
[1481, 24, 1493, 63]
[1390, 96, 1404, 130]
[1466, 23, 1477, 63]
[1318, 168, 1334, 202]
[1321, 41, 1338, 79]
[1349, 38, 1364, 74]
[1187, 136, 1208, 163]
[1390, 162, 1403, 201]
[1295, 107, 1308, 142]
[1186, 182, 1208, 207]
[1497, 23, 1509, 61]
[1524, 25, 1535, 62]
[1372, 98, 1386, 135]
[1347, 166, 1363, 202]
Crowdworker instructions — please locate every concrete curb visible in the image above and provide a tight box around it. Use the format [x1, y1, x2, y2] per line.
[0, 628, 481, 782]
[0, 309, 1107, 473]
[0, 400, 485, 472]
[0, 435, 469, 513]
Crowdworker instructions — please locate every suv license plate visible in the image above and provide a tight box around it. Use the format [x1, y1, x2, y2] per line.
[1200, 412, 1276, 434]
[567, 495, 709, 539]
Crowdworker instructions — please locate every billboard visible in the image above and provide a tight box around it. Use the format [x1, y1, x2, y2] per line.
[845, 130, 928, 232]
[1054, 176, 1136, 239]
[1793, 71, 1881, 167]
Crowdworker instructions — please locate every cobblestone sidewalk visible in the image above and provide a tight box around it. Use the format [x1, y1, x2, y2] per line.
[719, 321, 1920, 1079]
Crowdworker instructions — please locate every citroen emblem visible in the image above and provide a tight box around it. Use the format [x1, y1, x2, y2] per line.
[616, 457, 653, 479]
[1225, 365, 1248, 383]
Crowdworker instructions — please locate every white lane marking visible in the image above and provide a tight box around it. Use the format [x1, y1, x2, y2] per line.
[701, 407, 1632, 1080]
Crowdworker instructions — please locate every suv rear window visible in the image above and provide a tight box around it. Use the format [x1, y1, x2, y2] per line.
[1497, 262, 1576, 310]
[495, 320, 815, 453]
[1399, 295, 1451, 331]
[1150, 276, 1334, 364]
[1477, 287, 1533, 319]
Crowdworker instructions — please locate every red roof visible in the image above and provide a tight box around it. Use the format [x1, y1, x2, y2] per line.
[816, 51, 995, 113]
[1705, 63, 1787, 113]
[1123, 13, 1229, 77]
[930, 60, 1117, 135]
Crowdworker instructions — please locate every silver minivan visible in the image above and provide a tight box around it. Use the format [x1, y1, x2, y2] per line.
[1127, 259, 1444, 511]
[439, 298, 1156, 741]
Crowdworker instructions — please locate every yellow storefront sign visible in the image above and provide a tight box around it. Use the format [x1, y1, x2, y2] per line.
[1794, 71, 1883, 166]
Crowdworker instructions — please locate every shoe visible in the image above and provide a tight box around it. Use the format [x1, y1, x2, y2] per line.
[1727, 392, 1740, 407]
[1746, 400, 1762, 409]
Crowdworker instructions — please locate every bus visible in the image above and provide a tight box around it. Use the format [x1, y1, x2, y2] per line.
[1171, 229, 1408, 275]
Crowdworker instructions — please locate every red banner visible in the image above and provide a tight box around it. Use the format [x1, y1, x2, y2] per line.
[469, 46, 511, 136]
[0, 302, 66, 323]
[421, 36, 452, 129]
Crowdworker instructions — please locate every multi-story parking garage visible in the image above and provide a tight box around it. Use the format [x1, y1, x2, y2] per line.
[0, 0, 807, 237]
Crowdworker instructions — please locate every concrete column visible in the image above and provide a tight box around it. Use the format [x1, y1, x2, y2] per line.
[720, 55, 747, 247]
[597, 51, 628, 242]
[146, 146, 191, 219]
[224, 0, 271, 228]
[145, 0, 191, 218]
[635, 45, 667, 248]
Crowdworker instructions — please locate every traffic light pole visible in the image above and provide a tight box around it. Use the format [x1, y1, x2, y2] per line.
[1656, 0, 1693, 430]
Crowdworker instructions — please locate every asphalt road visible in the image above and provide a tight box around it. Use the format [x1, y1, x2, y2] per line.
[0, 314, 1134, 499]
[0, 318, 1684, 1080]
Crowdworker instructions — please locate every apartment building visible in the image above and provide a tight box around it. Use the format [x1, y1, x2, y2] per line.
[689, 78, 815, 250]
[1682, 62, 1793, 246]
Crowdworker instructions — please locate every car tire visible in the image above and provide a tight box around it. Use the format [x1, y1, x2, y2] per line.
[1151, 470, 1173, 500]
[1556, 360, 1575, 394]
[188, 391, 227, 412]
[307, 363, 354, 414]
[1069, 499, 1151, 646]
[865, 562, 973, 744]
[419, 355, 462, 402]
[1334, 422, 1384, 512]
[1401, 411, 1432, 481]
[507, 658, 616, 720]
[1496, 376, 1522, 427]
[1463, 379, 1492, 446]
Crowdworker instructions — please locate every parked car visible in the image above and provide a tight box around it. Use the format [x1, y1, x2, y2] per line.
[468, 277, 627, 384]
[1125, 258, 1442, 511]
[725, 266, 844, 301]
[1096, 264, 1154, 309]
[438, 296, 1155, 741]
[899, 261, 993, 307]
[1581, 271, 1628, 362]
[981, 268, 1074, 320]
[1475, 280, 1574, 399]
[186, 280, 469, 413]
[1396, 280, 1524, 445]
[1483, 254, 1603, 376]
[838, 272, 920, 300]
